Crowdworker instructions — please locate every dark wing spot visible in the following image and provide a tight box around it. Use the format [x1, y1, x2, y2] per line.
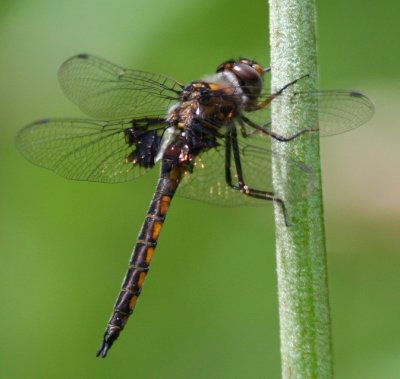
[349, 91, 364, 98]
[77, 53, 89, 59]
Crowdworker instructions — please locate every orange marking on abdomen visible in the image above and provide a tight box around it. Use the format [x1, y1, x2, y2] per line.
[138, 271, 146, 288]
[145, 247, 155, 265]
[160, 195, 171, 216]
[129, 295, 138, 311]
[152, 220, 163, 240]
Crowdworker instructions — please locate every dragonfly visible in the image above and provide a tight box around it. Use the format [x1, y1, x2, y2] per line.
[16, 54, 374, 357]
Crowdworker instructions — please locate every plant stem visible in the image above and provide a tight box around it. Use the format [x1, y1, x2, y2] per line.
[268, 0, 333, 378]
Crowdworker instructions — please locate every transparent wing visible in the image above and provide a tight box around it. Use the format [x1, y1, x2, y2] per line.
[244, 90, 374, 137]
[16, 118, 167, 183]
[177, 126, 316, 206]
[58, 54, 182, 119]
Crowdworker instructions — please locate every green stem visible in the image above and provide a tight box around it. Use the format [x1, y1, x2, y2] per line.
[268, 0, 333, 378]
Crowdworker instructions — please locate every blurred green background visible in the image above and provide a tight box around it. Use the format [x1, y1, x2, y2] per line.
[1, 0, 399, 378]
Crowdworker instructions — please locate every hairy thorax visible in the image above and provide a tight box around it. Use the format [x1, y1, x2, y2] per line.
[167, 79, 242, 132]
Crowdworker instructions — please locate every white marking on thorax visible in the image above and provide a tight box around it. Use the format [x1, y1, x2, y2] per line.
[204, 72, 248, 108]
[155, 126, 177, 162]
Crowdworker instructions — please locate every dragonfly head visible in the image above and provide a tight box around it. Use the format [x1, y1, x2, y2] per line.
[216, 58, 267, 108]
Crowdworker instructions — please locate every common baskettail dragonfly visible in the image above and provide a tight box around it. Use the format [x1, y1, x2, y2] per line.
[16, 54, 374, 357]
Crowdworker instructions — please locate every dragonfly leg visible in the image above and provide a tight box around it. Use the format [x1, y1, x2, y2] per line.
[225, 125, 290, 226]
[253, 74, 309, 111]
[234, 184, 290, 227]
[240, 73, 319, 141]
[241, 115, 318, 142]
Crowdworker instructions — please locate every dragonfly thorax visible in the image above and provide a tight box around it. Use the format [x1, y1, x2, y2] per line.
[167, 58, 266, 133]
[168, 81, 240, 132]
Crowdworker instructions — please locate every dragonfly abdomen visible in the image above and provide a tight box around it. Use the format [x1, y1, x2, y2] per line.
[97, 170, 182, 357]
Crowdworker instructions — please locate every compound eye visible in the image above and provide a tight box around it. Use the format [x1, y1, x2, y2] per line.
[232, 63, 261, 84]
